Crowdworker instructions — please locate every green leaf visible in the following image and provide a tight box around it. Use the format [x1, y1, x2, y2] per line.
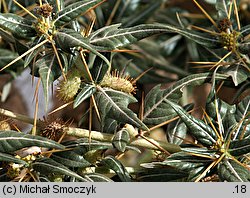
[84, 173, 113, 182]
[53, 0, 103, 27]
[54, 29, 110, 67]
[0, 152, 27, 165]
[64, 138, 113, 152]
[74, 84, 96, 108]
[52, 151, 91, 168]
[101, 155, 131, 182]
[142, 151, 211, 181]
[95, 87, 148, 131]
[90, 53, 110, 83]
[167, 104, 193, 145]
[234, 95, 250, 139]
[24, 37, 45, 68]
[229, 139, 250, 156]
[136, 168, 188, 182]
[102, 118, 118, 134]
[112, 128, 130, 152]
[159, 24, 221, 48]
[37, 53, 64, 108]
[240, 24, 250, 37]
[0, 49, 24, 74]
[32, 158, 86, 181]
[225, 64, 249, 86]
[0, 131, 64, 153]
[165, 100, 218, 147]
[89, 23, 167, 51]
[143, 73, 229, 125]
[238, 41, 250, 55]
[167, 121, 187, 145]
[0, 13, 36, 39]
[218, 159, 250, 182]
[89, 23, 221, 50]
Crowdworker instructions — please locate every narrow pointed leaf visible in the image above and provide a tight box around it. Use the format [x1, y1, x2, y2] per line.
[64, 139, 113, 152]
[101, 155, 131, 182]
[0, 152, 27, 165]
[167, 121, 187, 145]
[240, 24, 250, 37]
[84, 173, 113, 182]
[89, 23, 167, 50]
[32, 158, 86, 181]
[89, 23, 221, 50]
[95, 87, 148, 131]
[52, 151, 91, 168]
[136, 168, 188, 182]
[165, 100, 218, 146]
[0, 13, 36, 39]
[158, 24, 221, 48]
[143, 73, 229, 125]
[234, 95, 250, 139]
[225, 64, 249, 86]
[0, 49, 24, 74]
[218, 159, 250, 182]
[74, 84, 96, 108]
[229, 139, 250, 156]
[167, 104, 193, 145]
[0, 131, 64, 153]
[24, 37, 45, 68]
[142, 152, 212, 169]
[37, 53, 64, 108]
[54, 29, 110, 66]
[53, 0, 103, 27]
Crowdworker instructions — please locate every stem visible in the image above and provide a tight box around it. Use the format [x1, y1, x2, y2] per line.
[65, 127, 180, 153]
[0, 107, 181, 153]
[0, 108, 37, 126]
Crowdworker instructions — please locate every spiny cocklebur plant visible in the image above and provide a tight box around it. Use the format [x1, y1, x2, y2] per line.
[141, 72, 250, 182]
[0, 0, 182, 182]
[0, 0, 249, 182]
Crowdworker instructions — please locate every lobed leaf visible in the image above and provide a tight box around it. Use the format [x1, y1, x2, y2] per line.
[89, 23, 168, 51]
[165, 100, 218, 147]
[89, 23, 221, 51]
[95, 87, 148, 131]
[143, 73, 229, 125]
